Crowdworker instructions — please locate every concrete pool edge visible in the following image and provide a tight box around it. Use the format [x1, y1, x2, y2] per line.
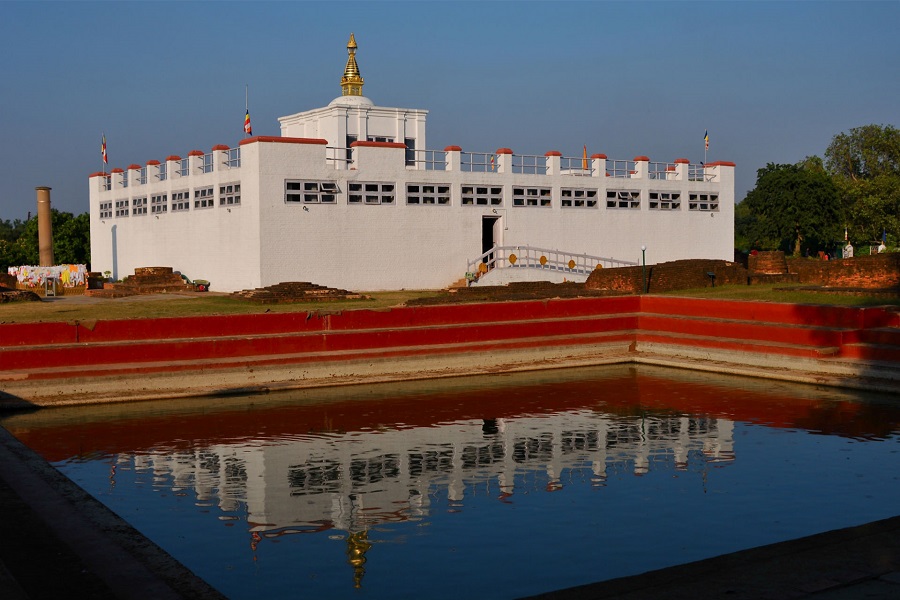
[0, 425, 227, 600]
[520, 514, 900, 600]
[3, 343, 900, 409]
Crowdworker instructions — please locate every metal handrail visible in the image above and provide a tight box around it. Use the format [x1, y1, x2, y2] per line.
[467, 245, 637, 277]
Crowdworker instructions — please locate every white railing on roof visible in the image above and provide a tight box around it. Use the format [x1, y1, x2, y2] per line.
[607, 159, 637, 178]
[560, 155, 594, 176]
[648, 162, 677, 180]
[201, 153, 214, 174]
[409, 149, 447, 171]
[462, 152, 495, 172]
[689, 164, 713, 182]
[511, 154, 547, 175]
[226, 148, 241, 168]
[326, 146, 353, 168]
[176, 159, 189, 177]
[467, 245, 637, 278]
[158, 163, 167, 181]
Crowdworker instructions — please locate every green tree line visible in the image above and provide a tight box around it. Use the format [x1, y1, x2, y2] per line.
[0, 210, 91, 271]
[736, 124, 899, 256]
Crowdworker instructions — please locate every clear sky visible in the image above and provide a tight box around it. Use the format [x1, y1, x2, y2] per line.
[1, 1, 898, 220]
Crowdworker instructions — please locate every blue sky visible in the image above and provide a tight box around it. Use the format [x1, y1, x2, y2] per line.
[1, 1, 898, 219]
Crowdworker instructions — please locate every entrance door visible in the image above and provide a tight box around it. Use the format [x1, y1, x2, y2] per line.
[482, 216, 500, 267]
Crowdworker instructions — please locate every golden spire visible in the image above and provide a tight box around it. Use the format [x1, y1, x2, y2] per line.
[340, 33, 365, 96]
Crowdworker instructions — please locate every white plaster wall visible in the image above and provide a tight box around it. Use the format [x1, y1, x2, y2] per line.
[89, 153, 262, 291]
[279, 100, 428, 151]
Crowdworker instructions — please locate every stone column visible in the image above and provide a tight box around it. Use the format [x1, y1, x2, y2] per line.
[36, 186, 53, 266]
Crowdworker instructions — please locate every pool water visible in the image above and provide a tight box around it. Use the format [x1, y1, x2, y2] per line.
[3, 365, 899, 599]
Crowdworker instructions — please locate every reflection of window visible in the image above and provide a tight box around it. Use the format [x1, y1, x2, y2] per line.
[407, 183, 450, 205]
[349, 182, 395, 205]
[461, 185, 503, 206]
[513, 187, 552, 207]
[649, 191, 681, 210]
[285, 181, 340, 204]
[151, 194, 167, 214]
[606, 190, 641, 209]
[689, 193, 718, 211]
[561, 188, 598, 208]
[219, 183, 241, 206]
[115, 199, 129, 217]
[132, 197, 148, 216]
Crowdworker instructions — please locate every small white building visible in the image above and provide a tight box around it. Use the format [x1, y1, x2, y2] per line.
[89, 34, 735, 292]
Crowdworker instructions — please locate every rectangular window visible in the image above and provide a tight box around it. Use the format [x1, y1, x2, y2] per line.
[194, 186, 214, 209]
[172, 190, 190, 212]
[151, 194, 168, 214]
[115, 199, 129, 218]
[606, 190, 641, 209]
[99, 202, 112, 219]
[649, 191, 681, 210]
[366, 136, 394, 143]
[689, 193, 719, 211]
[406, 183, 451, 205]
[561, 188, 598, 208]
[285, 181, 340, 204]
[219, 183, 241, 206]
[461, 185, 503, 206]
[132, 197, 148, 216]
[348, 182, 395, 205]
[512, 187, 552, 207]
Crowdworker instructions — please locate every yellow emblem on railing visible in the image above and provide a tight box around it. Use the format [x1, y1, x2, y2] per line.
[509, 253, 517, 265]
[568, 259, 576, 269]
[540, 255, 547, 265]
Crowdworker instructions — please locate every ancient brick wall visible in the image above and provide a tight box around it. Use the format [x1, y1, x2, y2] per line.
[748, 251, 788, 274]
[586, 260, 748, 294]
[786, 253, 900, 288]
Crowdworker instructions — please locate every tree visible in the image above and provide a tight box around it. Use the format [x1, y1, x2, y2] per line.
[0, 210, 91, 271]
[825, 124, 900, 181]
[825, 124, 900, 246]
[739, 163, 842, 256]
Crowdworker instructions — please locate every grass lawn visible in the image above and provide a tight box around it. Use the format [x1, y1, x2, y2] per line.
[659, 284, 900, 307]
[0, 290, 443, 324]
[0, 285, 896, 324]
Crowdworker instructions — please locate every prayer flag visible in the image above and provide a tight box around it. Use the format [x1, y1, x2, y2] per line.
[101, 134, 108, 164]
[582, 145, 588, 170]
[704, 130, 709, 151]
[244, 109, 252, 135]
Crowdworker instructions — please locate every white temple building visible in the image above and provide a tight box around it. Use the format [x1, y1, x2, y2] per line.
[89, 34, 735, 293]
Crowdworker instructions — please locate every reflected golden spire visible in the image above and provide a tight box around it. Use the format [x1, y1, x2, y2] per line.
[340, 33, 365, 96]
[346, 530, 372, 588]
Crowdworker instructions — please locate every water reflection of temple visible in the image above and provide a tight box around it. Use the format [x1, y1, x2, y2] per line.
[127, 410, 734, 540]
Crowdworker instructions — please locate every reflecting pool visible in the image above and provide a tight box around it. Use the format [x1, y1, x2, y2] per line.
[3, 365, 899, 599]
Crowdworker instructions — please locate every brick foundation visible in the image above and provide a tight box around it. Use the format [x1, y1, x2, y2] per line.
[585, 259, 748, 294]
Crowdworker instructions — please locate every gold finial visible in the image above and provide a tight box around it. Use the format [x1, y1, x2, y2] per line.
[340, 33, 364, 96]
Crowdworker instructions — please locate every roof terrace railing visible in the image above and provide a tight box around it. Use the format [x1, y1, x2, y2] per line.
[100, 141, 724, 190]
